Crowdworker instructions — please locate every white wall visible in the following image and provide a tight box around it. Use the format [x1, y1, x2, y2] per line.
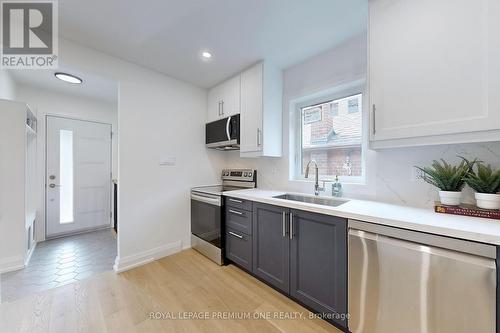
[15, 84, 118, 242]
[55, 39, 226, 271]
[224, 34, 500, 208]
[0, 70, 17, 100]
[0, 100, 27, 273]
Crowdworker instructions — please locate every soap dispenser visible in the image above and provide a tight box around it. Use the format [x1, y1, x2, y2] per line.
[332, 175, 343, 197]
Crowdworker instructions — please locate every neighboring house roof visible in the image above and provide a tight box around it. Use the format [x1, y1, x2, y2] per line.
[304, 112, 362, 149]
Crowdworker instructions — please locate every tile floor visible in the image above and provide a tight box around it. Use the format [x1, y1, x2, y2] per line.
[0, 228, 116, 303]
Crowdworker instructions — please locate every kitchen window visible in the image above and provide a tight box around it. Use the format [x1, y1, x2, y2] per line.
[293, 89, 365, 182]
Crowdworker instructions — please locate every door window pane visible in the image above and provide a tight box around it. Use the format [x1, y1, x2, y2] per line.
[59, 130, 74, 224]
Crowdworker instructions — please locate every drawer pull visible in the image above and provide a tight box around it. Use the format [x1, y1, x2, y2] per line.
[229, 198, 243, 203]
[229, 209, 243, 216]
[229, 231, 243, 239]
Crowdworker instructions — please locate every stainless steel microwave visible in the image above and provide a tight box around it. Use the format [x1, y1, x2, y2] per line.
[205, 114, 240, 150]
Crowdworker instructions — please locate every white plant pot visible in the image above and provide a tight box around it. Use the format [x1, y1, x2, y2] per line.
[439, 191, 462, 206]
[475, 193, 500, 210]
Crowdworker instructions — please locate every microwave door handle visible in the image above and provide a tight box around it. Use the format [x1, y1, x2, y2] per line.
[226, 116, 231, 141]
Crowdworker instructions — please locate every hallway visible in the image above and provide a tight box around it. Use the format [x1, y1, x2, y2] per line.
[0, 229, 116, 303]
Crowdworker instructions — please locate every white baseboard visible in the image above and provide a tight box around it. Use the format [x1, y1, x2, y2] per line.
[0, 255, 25, 274]
[113, 240, 183, 273]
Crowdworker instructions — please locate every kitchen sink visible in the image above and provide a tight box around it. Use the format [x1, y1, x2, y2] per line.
[273, 193, 349, 207]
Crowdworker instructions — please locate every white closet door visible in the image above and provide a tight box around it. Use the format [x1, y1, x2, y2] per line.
[46, 116, 111, 237]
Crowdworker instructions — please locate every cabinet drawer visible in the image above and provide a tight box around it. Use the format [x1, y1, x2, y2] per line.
[225, 228, 252, 271]
[225, 197, 253, 211]
[226, 206, 252, 235]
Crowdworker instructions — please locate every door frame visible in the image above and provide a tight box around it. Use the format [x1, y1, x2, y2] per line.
[44, 114, 113, 239]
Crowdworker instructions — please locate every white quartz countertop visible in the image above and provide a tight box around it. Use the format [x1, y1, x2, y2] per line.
[222, 188, 500, 246]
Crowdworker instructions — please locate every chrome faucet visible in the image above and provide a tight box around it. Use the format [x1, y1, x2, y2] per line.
[305, 160, 324, 196]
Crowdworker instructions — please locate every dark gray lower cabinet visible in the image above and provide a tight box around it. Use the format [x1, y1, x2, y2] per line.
[289, 209, 347, 328]
[253, 203, 290, 293]
[225, 228, 252, 271]
[226, 200, 348, 330]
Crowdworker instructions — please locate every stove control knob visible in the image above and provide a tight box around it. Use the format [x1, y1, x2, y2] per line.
[248, 172, 253, 177]
[243, 172, 248, 177]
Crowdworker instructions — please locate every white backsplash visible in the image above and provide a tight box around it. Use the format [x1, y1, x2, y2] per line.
[224, 142, 500, 209]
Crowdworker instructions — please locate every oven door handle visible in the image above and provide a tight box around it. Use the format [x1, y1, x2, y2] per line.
[191, 193, 222, 206]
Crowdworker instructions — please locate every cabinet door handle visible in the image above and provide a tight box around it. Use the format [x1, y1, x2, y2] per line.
[228, 198, 243, 203]
[218, 101, 221, 116]
[289, 212, 293, 240]
[282, 211, 286, 237]
[221, 100, 224, 115]
[257, 128, 262, 146]
[229, 209, 243, 216]
[372, 104, 376, 135]
[229, 231, 243, 239]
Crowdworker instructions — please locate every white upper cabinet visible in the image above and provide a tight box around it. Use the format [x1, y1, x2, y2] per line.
[240, 61, 283, 157]
[207, 75, 241, 123]
[369, 0, 500, 148]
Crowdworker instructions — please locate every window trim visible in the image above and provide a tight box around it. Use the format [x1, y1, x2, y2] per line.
[291, 81, 367, 185]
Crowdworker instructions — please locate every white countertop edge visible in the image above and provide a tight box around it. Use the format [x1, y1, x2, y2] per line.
[222, 189, 500, 246]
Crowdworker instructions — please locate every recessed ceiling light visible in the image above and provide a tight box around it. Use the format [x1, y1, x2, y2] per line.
[54, 72, 83, 84]
[201, 51, 212, 59]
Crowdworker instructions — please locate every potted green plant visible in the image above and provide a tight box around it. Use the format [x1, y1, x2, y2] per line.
[416, 159, 472, 206]
[465, 163, 500, 210]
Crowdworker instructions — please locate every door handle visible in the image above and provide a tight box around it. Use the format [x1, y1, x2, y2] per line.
[289, 212, 293, 239]
[282, 211, 286, 237]
[228, 198, 242, 203]
[49, 183, 61, 188]
[218, 101, 221, 116]
[256, 128, 262, 146]
[221, 100, 224, 115]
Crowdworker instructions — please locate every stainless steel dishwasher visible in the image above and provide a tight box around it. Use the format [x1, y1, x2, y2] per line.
[348, 219, 496, 333]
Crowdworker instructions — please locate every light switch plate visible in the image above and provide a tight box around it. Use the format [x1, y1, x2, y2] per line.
[159, 156, 176, 166]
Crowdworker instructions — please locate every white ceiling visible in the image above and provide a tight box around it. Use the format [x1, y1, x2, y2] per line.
[58, 0, 368, 88]
[10, 68, 118, 103]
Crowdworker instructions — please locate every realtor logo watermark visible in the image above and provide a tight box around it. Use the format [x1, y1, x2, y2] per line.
[1, 0, 58, 68]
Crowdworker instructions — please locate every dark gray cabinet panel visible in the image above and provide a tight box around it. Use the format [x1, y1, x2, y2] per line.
[225, 206, 252, 235]
[253, 203, 290, 293]
[289, 209, 347, 328]
[225, 228, 252, 271]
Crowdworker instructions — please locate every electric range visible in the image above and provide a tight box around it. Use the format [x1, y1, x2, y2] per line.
[190, 169, 256, 264]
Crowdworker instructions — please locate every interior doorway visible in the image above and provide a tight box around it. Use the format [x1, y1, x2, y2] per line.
[0, 67, 119, 304]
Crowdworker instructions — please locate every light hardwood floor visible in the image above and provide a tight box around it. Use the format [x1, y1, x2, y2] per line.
[0, 249, 342, 333]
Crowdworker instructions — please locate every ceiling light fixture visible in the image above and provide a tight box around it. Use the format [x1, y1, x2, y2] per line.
[54, 72, 83, 84]
[201, 51, 212, 59]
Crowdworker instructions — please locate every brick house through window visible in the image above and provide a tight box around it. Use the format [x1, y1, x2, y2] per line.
[301, 93, 362, 178]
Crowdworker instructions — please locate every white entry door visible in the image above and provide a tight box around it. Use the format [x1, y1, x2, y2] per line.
[46, 116, 112, 237]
